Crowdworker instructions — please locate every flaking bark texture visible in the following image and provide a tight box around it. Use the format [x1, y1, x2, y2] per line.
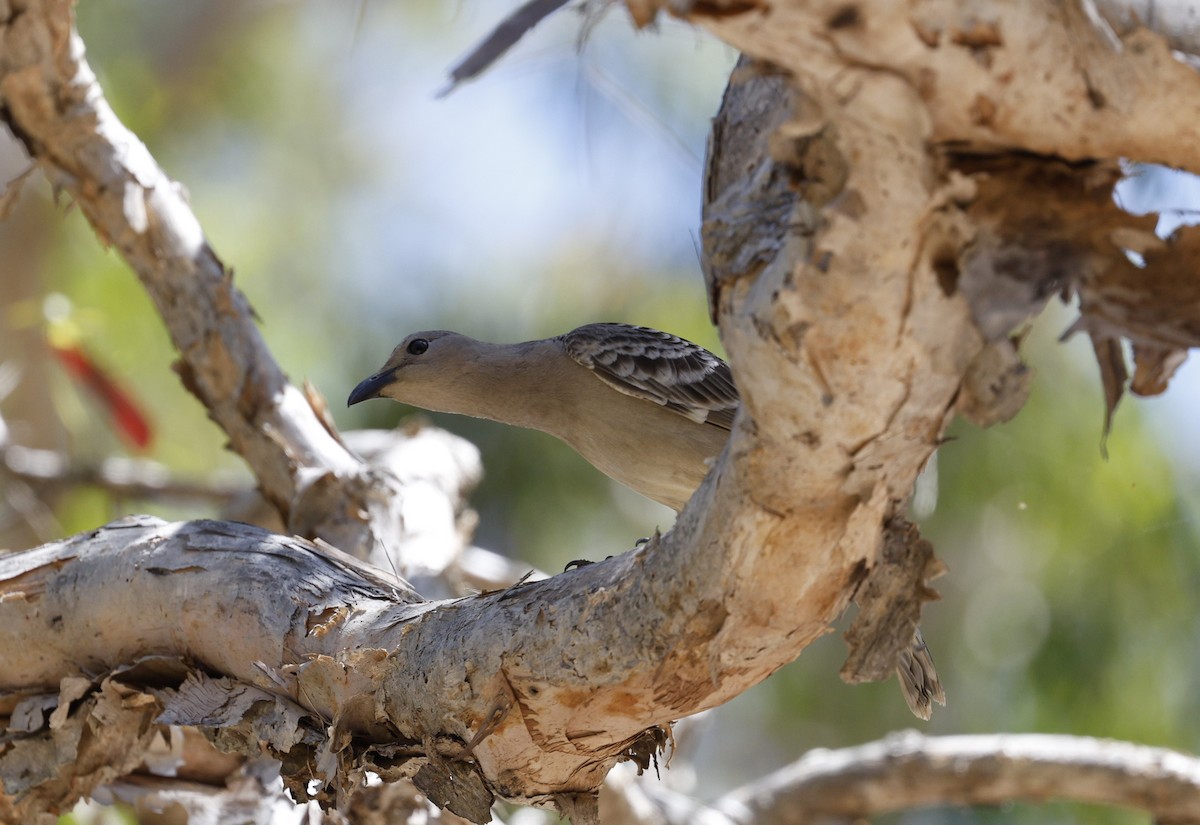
[688, 0, 1200, 436]
[4, 0, 1200, 821]
[702, 57, 971, 685]
[693, 0, 1200, 695]
[0, 517, 679, 817]
[684, 0, 1200, 167]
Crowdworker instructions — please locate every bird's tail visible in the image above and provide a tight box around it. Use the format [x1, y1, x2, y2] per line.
[897, 628, 946, 720]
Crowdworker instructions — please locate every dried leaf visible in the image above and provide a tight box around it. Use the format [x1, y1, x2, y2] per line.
[842, 517, 946, 718]
[958, 338, 1033, 426]
[1089, 335, 1126, 458]
[0, 164, 37, 220]
[1131, 344, 1188, 397]
[554, 791, 600, 825]
[413, 756, 494, 823]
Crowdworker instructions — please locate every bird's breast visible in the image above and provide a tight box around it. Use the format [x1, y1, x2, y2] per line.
[559, 396, 729, 511]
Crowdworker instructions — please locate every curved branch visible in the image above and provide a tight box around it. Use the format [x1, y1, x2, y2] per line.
[715, 732, 1200, 824]
[1, 0, 983, 816]
[0, 518, 666, 817]
[602, 733, 1200, 824]
[686, 0, 1200, 171]
[7, 0, 1166, 822]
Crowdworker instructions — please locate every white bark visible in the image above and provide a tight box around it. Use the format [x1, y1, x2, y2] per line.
[716, 732, 1200, 824]
[3, 0, 1200, 822]
[597, 733, 1200, 824]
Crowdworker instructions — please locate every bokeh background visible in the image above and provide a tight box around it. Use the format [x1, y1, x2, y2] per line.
[1, 2, 1198, 823]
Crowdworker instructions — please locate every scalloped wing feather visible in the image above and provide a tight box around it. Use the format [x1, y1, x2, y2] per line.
[562, 323, 739, 430]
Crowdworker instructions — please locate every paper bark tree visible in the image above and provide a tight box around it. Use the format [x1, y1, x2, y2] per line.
[2, 0, 1200, 823]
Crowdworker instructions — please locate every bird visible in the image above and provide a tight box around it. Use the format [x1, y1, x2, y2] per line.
[347, 323, 737, 511]
[347, 322, 944, 718]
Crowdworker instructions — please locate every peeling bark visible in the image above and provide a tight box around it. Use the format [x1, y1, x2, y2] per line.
[3, 0, 1200, 821]
[680, 0, 1200, 168]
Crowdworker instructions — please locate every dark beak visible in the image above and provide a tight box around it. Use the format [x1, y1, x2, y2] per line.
[347, 369, 396, 407]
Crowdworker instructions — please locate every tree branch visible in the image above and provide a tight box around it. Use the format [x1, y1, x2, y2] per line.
[1, 0, 349, 507]
[5, 0, 1198, 822]
[0, 0, 433, 569]
[0, 0, 970, 781]
[0, 0, 979, 817]
[685, 0, 1200, 171]
[0, 518, 672, 818]
[2, 439, 245, 504]
[715, 732, 1200, 824]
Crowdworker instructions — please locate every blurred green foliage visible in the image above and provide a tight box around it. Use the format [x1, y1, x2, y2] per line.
[1, 2, 1197, 823]
[58, 800, 138, 825]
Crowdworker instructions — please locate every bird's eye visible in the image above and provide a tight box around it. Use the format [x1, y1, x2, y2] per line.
[407, 338, 429, 356]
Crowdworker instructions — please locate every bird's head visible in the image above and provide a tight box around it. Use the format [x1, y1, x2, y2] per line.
[347, 330, 475, 409]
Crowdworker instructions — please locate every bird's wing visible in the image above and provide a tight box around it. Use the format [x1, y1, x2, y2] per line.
[562, 324, 739, 430]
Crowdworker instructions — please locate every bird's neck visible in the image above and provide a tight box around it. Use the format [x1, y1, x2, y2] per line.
[426, 338, 574, 433]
